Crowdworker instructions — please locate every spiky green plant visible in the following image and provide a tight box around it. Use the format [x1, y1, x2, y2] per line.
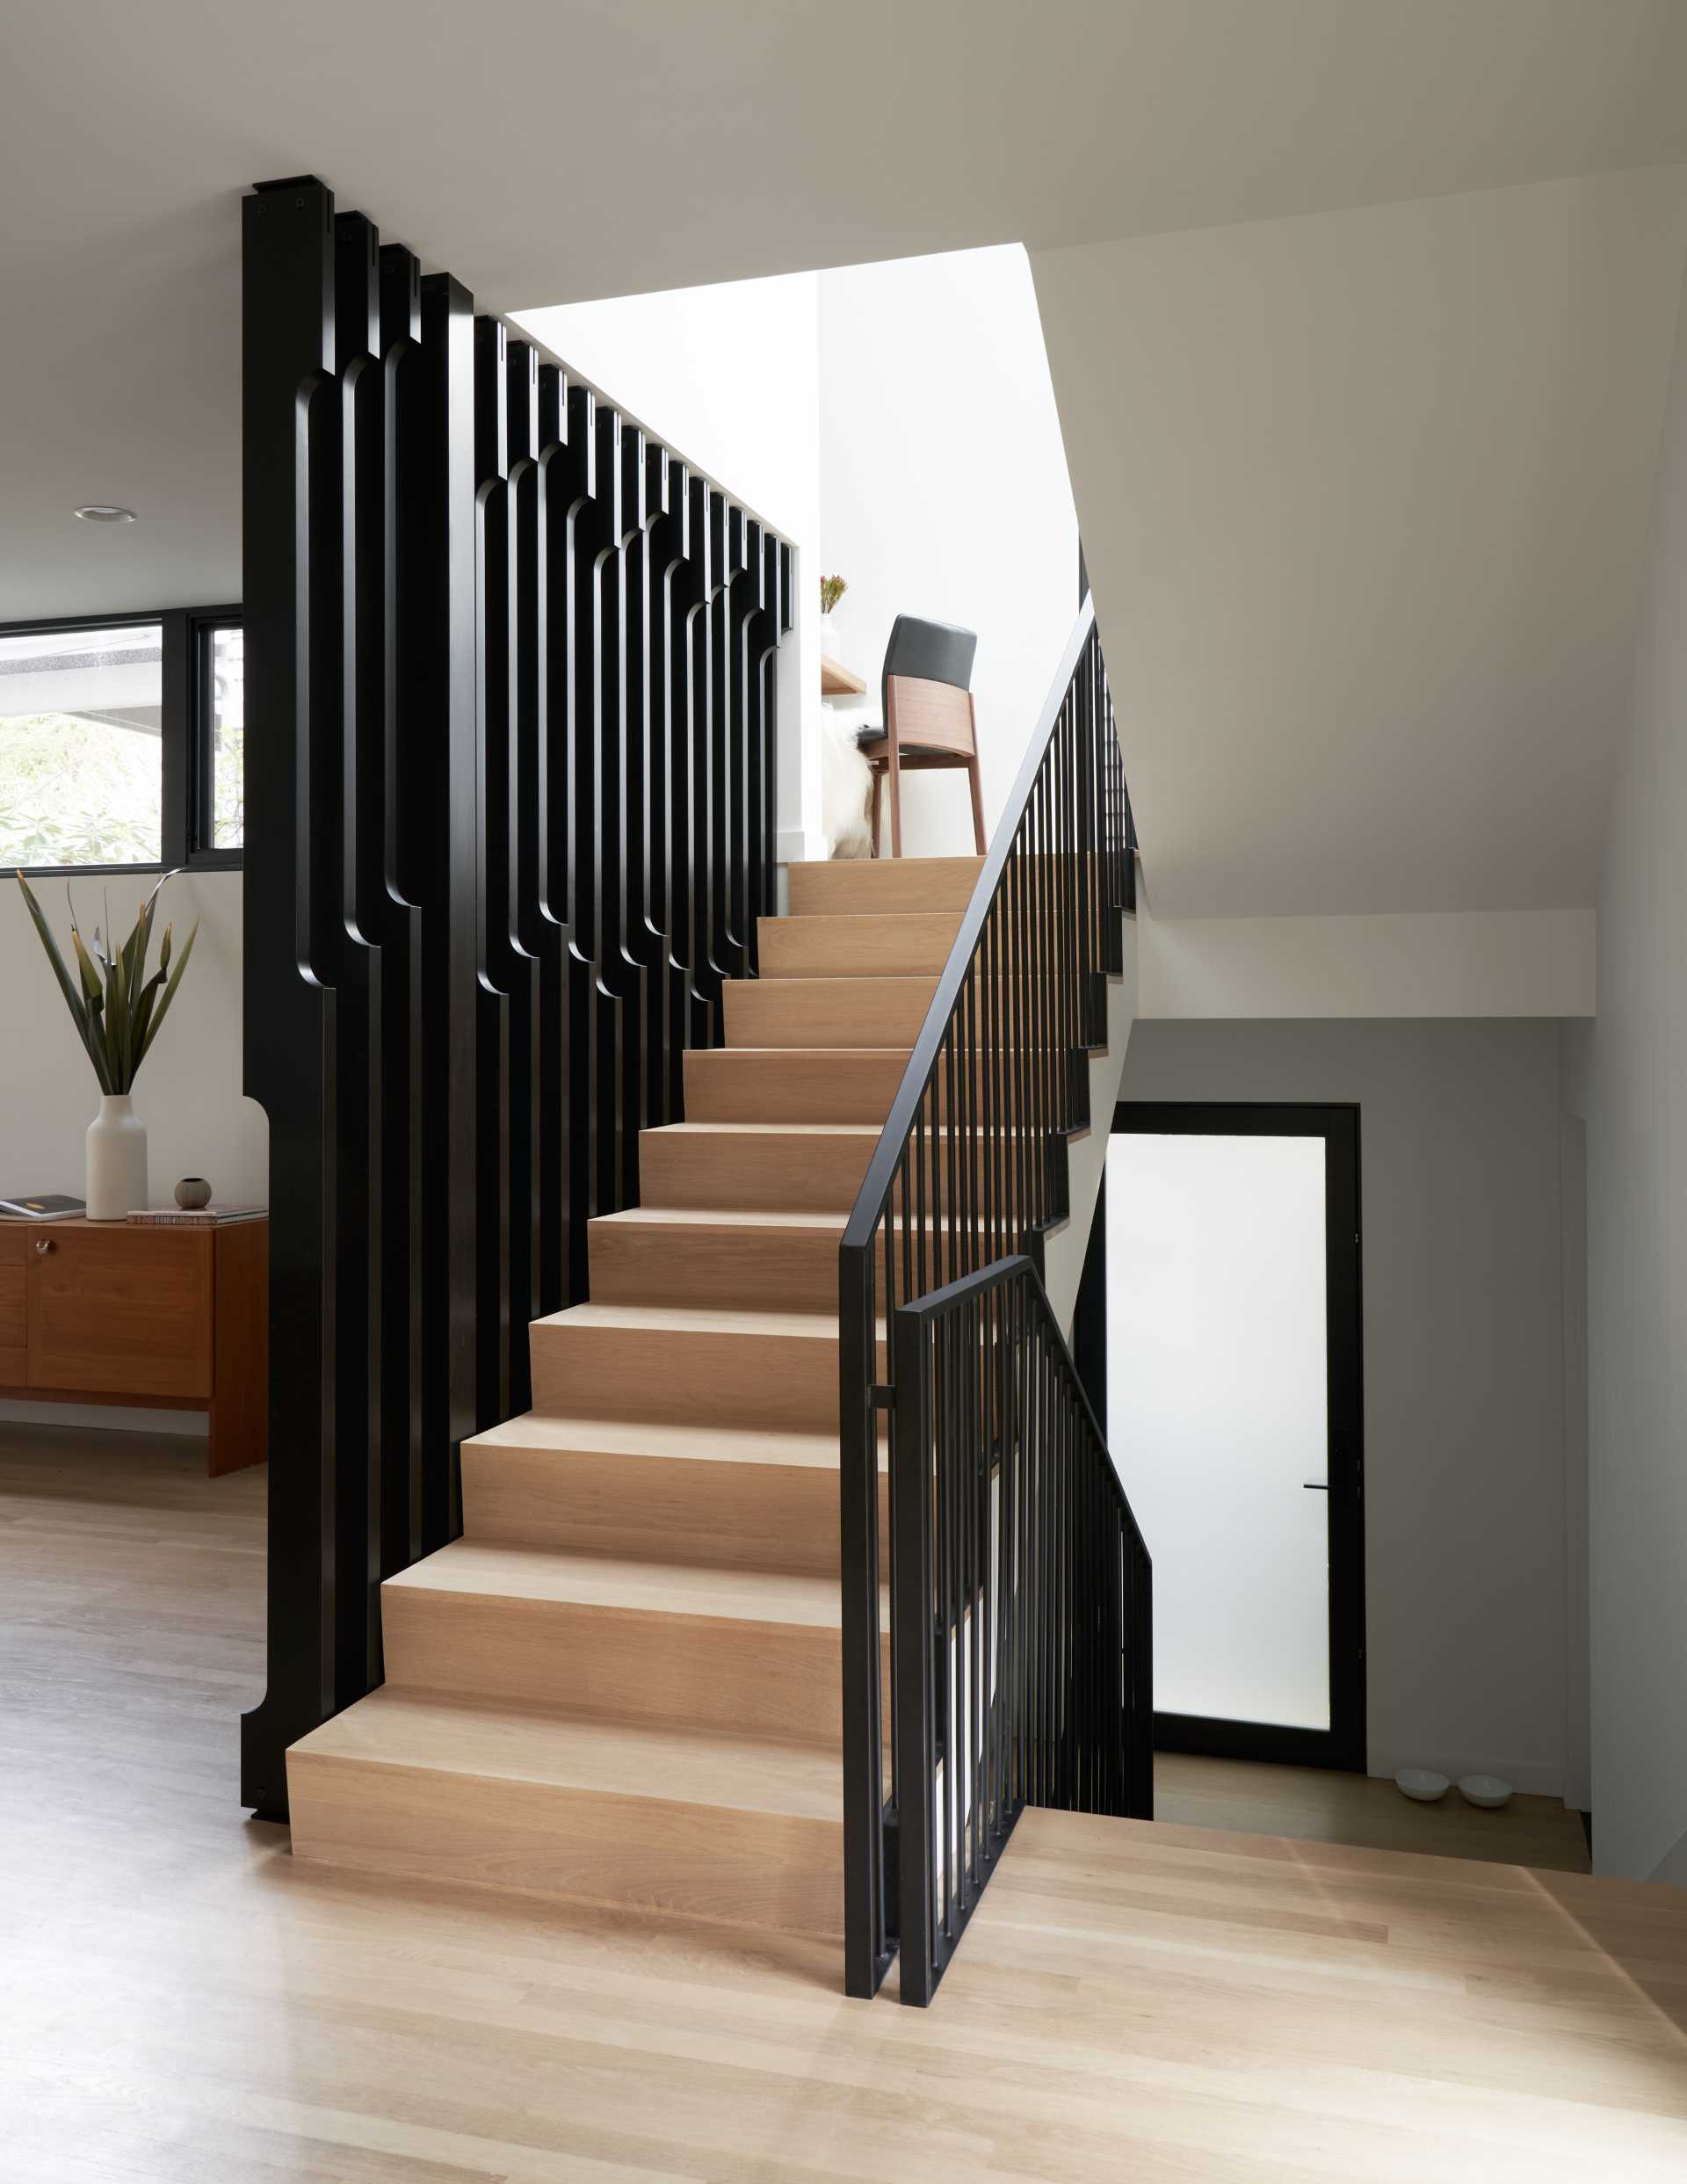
[17, 870, 199, 1095]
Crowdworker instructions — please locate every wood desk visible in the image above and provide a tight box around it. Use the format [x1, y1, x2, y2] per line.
[821, 657, 867, 700]
[0, 1217, 268, 1475]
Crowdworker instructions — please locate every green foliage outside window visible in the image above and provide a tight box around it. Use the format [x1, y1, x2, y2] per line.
[0, 712, 162, 868]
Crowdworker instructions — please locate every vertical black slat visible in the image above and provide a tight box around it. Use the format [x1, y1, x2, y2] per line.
[418, 272, 479, 1535]
[892, 1295, 937, 2006]
[672, 475, 720, 1053]
[654, 463, 697, 1115]
[689, 488, 733, 1032]
[378, 242, 425, 1578]
[626, 443, 673, 1129]
[718, 508, 745, 974]
[597, 413, 650, 1208]
[335, 209, 385, 1696]
[967, 1286, 983, 1899]
[738, 518, 765, 972]
[536, 372, 589, 1309]
[753, 530, 781, 931]
[502, 341, 544, 1381]
[840, 1237, 889, 1999]
[472, 316, 514, 1426]
[557, 381, 620, 1292]
[239, 176, 337, 1821]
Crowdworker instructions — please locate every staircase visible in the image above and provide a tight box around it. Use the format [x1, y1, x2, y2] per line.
[285, 854, 988, 1941]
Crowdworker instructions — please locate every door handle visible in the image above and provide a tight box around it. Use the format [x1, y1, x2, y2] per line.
[34, 1238, 53, 1257]
[1302, 1480, 1329, 1490]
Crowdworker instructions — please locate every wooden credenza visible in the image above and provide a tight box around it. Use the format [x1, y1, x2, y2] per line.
[0, 1217, 268, 1476]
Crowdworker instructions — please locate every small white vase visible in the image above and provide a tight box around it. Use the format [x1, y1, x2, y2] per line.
[820, 613, 842, 662]
[86, 1093, 148, 1221]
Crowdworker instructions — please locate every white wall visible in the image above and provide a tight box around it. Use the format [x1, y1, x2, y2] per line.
[518, 246, 1082, 869]
[1573, 244, 1687, 1884]
[817, 246, 1080, 859]
[1119, 1017, 1569, 1796]
[1031, 166, 1687, 919]
[511, 274, 827, 863]
[2, 869, 265, 1432]
[1138, 902, 1596, 1019]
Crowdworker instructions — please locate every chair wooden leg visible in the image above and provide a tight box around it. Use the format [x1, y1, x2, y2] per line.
[870, 768, 882, 859]
[887, 751, 903, 859]
[967, 755, 986, 854]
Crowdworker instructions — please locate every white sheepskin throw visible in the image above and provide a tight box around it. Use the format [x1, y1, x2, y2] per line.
[819, 712, 875, 859]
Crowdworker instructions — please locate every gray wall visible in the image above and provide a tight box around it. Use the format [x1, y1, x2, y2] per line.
[1119, 1018, 1568, 1796]
[1574, 244, 1687, 1885]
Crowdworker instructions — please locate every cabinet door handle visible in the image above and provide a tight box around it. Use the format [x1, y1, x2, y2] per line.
[34, 1237, 53, 1256]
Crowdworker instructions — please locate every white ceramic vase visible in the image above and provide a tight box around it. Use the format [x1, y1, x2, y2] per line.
[86, 1093, 148, 1221]
[820, 613, 842, 662]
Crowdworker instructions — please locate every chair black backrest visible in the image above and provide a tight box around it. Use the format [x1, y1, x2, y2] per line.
[881, 614, 977, 700]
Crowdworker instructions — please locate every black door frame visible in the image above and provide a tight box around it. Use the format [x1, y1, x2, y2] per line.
[1076, 1100, 1367, 1773]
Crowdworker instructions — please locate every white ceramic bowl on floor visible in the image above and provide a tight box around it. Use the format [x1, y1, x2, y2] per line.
[1394, 1768, 1450, 1803]
[1459, 1774, 1514, 1809]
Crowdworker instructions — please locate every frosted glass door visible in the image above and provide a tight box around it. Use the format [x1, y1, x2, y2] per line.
[1105, 1133, 1331, 1731]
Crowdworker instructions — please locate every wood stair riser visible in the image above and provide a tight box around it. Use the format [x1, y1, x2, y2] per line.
[589, 1217, 909, 1314]
[288, 1751, 846, 1936]
[639, 1124, 1039, 1215]
[638, 1127, 876, 1212]
[462, 1440, 887, 1577]
[587, 1214, 1013, 1312]
[724, 977, 938, 1050]
[527, 1317, 861, 1431]
[757, 911, 963, 980]
[724, 981, 1056, 1054]
[787, 855, 983, 916]
[380, 1586, 877, 1746]
[682, 1048, 910, 1123]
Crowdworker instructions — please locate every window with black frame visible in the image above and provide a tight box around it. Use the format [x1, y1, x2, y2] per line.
[195, 616, 245, 859]
[0, 619, 166, 869]
[0, 606, 242, 875]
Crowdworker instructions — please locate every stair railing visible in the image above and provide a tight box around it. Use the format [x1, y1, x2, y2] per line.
[892, 1254, 1153, 2004]
[838, 595, 1149, 2001]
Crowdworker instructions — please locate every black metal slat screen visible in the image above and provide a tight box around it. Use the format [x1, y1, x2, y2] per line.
[837, 600, 1151, 2001]
[240, 178, 791, 1818]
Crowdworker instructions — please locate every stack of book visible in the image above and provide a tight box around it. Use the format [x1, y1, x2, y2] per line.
[0, 1194, 84, 1221]
[127, 1205, 266, 1229]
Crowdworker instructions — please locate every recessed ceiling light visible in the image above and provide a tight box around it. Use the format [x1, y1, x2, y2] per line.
[74, 504, 136, 524]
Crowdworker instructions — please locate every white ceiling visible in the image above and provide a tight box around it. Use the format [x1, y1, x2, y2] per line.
[4, 0, 1687, 623]
[3, 1, 1686, 918]
[1035, 164, 1687, 915]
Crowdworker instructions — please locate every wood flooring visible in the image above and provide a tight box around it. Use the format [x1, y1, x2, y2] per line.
[7, 1423, 1687, 2181]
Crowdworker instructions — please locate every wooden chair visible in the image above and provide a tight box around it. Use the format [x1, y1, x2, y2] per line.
[857, 615, 984, 857]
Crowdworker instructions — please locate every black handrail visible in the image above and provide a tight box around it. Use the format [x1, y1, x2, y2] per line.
[892, 1255, 1153, 2004]
[838, 595, 1139, 1999]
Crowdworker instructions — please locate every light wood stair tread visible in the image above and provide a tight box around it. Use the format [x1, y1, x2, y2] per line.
[535, 1300, 854, 1339]
[293, 1687, 844, 1821]
[467, 1411, 857, 1471]
[387, 1537, 866, 1629]
[648, 1121, 882, 1138]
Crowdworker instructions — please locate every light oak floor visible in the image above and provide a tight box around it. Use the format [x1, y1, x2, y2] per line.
[6, 1424, 1686, 2182]
[1155, 1752, 1593, 1874]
